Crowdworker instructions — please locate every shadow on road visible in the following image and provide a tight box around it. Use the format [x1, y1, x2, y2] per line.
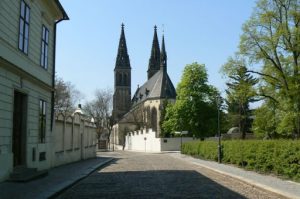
[57, 160, 246, 199]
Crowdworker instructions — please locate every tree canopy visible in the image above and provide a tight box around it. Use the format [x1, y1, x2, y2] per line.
[162, 62, 220, 138]
[222, 0, 300, 138]
[222, 56, 258, 138]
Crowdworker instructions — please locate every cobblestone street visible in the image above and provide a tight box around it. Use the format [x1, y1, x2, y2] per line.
[56, 151, 286, 199]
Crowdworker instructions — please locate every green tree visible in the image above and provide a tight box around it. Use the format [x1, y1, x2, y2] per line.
[230, 0, 300, 138]
[159, 99, 170, 137]
[162, 62, 219, 138]
[222, 56, 258, 138]
[245, 0, 299, 137]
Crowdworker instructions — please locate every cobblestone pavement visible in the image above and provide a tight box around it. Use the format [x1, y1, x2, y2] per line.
[56, 151, 287, 199]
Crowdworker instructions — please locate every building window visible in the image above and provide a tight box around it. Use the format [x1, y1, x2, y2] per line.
[40, 26, 49, 69]
[18, 0, 30, 54]
[123, 74, 127, 85]
[151, 107, 157, 133]
[39, 100, 46, 143]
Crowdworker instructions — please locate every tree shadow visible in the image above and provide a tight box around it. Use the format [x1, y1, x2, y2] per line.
[58, 160, 246, 199]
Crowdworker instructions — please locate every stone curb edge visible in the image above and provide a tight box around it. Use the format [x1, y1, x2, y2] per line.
[48, 157, 114, 199]
[173, 154, 299, 199]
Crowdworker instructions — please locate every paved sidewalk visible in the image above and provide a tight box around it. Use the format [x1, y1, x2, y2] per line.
[168, 152, 300, 199]
[0, 156, 113, 199]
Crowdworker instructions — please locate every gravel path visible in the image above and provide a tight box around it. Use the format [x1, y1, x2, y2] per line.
[56, 151, 286, 199]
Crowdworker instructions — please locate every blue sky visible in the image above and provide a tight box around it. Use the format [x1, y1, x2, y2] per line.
[56, 0, 257, 102]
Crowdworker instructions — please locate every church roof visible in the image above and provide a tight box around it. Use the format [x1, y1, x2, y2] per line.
[132, 68, 176, 106]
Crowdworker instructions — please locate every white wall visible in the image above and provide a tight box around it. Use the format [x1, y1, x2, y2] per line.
[52, 113, 97, 167]
[125, 129, 193, 152]
[125, 129, 161, 152]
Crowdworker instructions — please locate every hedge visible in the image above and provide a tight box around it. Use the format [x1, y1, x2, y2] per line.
[181, 140, 300, 181]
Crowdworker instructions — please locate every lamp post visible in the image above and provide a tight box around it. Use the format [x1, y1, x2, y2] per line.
[217, 95, 222, 163]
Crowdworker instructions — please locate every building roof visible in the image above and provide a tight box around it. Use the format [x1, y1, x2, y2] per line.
[132, 68, 176, 106]
[54, 0, 69, 20]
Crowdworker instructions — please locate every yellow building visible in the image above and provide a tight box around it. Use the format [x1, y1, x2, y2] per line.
[0, 0, 68, 182]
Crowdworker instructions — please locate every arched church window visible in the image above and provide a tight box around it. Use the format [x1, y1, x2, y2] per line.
[151, 107, 157, 133]
[146, 106, 151, 128]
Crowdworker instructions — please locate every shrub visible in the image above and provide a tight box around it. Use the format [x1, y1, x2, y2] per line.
[181, 140, 300, 182]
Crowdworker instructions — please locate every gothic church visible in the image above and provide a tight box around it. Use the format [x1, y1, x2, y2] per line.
[112, 24, 176, 146]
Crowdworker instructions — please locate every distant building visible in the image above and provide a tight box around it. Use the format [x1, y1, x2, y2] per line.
[111, 25, 176, 149]
[0, 0, 68, 181]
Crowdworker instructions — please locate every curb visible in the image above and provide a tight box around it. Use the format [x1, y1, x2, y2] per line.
[48, 158, 114, 199]
[172, 154, 299, 199]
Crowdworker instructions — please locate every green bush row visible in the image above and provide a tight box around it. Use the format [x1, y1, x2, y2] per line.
[181, 140, 300, 181]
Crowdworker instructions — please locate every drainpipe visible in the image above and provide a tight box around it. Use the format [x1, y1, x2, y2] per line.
[51, 12, 69, 131]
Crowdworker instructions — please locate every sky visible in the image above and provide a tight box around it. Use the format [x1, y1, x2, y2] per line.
[56, 0, 257, 103]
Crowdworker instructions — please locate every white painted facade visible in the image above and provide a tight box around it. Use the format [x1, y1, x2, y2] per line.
[0, 0, 68, 182]
[124, 129, 194, 152]
[52, 113, 97, 167]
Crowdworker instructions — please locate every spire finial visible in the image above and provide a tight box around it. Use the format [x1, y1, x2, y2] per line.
[154, 25, 157, 31]
[121, 23, 124, 29]
[162, 24, 164, 34]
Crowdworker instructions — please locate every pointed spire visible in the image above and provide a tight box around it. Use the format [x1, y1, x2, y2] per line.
[147, 25, 161, 79]
[115, 23, 130, 69]
[160, 34, 167, 70]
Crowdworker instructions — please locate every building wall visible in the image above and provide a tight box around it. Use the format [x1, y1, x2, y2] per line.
[0, 62, 52, 182]
[0, 0, 60, 85]
[52, 113, 97, 167]
[112, 98, 176, 150]
[125, 129, 161, 152]
[0, 0, 65, 182]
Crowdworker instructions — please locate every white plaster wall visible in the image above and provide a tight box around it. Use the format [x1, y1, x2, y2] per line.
[51, 115, 97, 167]
[125, 129, 161, 152]
[160, 137, 194, 151]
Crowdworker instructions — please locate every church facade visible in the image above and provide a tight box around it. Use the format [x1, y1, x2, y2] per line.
[111, 25, 176, 148]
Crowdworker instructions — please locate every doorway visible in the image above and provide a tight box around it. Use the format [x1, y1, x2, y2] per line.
[12, 91, 27, 167]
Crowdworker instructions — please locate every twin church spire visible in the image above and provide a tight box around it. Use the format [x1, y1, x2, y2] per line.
[147, 25, 167, 79]
[115, 24, 167, 76]
[113, 24, 168, 121]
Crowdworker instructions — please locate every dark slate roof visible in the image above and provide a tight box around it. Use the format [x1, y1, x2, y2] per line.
[132, 69, 176, 106]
